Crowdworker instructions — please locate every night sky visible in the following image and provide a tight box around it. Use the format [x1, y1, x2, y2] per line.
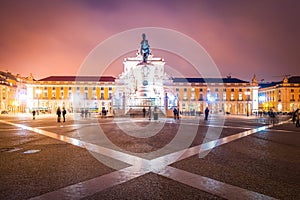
[0, 0, 299, 82]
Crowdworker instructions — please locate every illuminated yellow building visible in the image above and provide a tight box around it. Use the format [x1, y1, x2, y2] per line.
[169, 75, 259, 116]
[22, 74, 259, 116]
[258, 76, 300, 112]
[26, 76, 115, 114]
[4, 71, 300, 116]
[0, 71, 19, 113]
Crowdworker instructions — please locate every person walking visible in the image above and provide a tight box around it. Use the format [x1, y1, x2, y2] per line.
[204, 107, 209, 120]
[173, 107, 179, 120]
[142, 107, 146, 118]
[32, 110, 36, 120]
[148, 106, 151, 120]
[62, 107, 67, 122]
[56, 107, 61, 122]
[296, 110, 300, 127]
[292, 109, 298, 124]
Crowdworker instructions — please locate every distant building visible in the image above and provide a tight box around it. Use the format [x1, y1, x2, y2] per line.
[258, 76, 300, 112]
[170, 76, 259, 116]
[25, 76, 116, 114]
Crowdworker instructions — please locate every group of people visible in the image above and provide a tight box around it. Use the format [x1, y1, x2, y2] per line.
[32, 107, 67, 122]
[56, 107, 67, 122]
[292, 109, 300, 127]
[172, 106, 210, 120]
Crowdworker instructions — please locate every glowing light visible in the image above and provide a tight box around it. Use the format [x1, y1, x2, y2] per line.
[258, 95, 266, 102]
[278, 103, 282, 111]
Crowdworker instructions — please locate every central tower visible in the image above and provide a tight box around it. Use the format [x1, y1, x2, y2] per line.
[113, 34, 171, 115]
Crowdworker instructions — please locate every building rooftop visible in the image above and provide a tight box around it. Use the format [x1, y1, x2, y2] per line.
[258, 76, 300, 88]
[38, 76, 116, 82]
[172, 77, 249, 84]
[287, 76, 300, 83]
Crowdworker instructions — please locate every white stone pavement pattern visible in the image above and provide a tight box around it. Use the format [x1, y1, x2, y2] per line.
[0, 118, 286, 200]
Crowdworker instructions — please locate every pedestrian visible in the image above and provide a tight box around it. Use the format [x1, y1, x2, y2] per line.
[173, 107, 179, 120]
[148, 106, 151, 120]
[85, 109, 88, 118]
[62, 107, 67, 122]
[142, 107, 146, 118]
[81, 109, 84, 118]
[32, 110, 36, 120]
[292, 109, 298, 124]
[296, 110, 300, 127]
[204, 107, 209, 120]
[56, 107, 61, 122]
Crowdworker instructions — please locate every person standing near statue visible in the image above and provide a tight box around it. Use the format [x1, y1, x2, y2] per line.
[205, 107, 209, 120]
[62, 107, 67, 122]
[56, 107, 61, 122]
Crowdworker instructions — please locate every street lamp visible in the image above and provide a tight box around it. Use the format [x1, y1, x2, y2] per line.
[245, 91, 250, 116]
[36, 88, 42, 113]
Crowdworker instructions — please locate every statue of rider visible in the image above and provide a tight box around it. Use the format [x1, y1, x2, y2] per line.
[140, 33, 150, 62]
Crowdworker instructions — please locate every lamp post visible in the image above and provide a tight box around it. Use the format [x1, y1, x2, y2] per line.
[36, 89, 42, 113]
[245, 91, 250, 116]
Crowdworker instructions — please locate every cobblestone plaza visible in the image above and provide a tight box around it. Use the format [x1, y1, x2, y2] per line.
[0, 113, 299, 199]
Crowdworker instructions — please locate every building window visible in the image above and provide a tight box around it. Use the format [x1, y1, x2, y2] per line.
[61, 87, 64, 91]
[199, 88, 203, 92]
[231, 93, 234, 101]
[85, 87, 88, 90]
[77, 87, 80, 90]
[291, 89, 294, 92]
[101, 87, 104, 90]
[278, 94, 281, 101]
[215, 93, 219, 101]
[215, 88, 218, 92]
[93, 87, 96, 91]
[52, 87, 55, 91]
[69, 87, 72, 90]
[223, 88, 226, 92]
[109, 87, 112, 91]
[44, 87, 47, 90]
[184, 88, 187, 92]
[109, 93, 112, 99]
[231, 88, 234, 92]
[176, 88, 179, 92]
[100, 93, 104, 99]
[191, 92, 195, 100]
[199, 94, 203, 101]
[239, 88, 242, 92]
[291, 94, 295, 101]
[238, 93, 242, 101]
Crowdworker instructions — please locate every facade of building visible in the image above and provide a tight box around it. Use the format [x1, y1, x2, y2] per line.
[169, 76, 259, 116]
[2, 72, 299, 116]
[258, 76, 300, 112]
[0, 71, 19, 113]
[25, 76, 116, 114]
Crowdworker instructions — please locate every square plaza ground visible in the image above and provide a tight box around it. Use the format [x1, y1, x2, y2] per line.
[0, 114, 299, 199]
